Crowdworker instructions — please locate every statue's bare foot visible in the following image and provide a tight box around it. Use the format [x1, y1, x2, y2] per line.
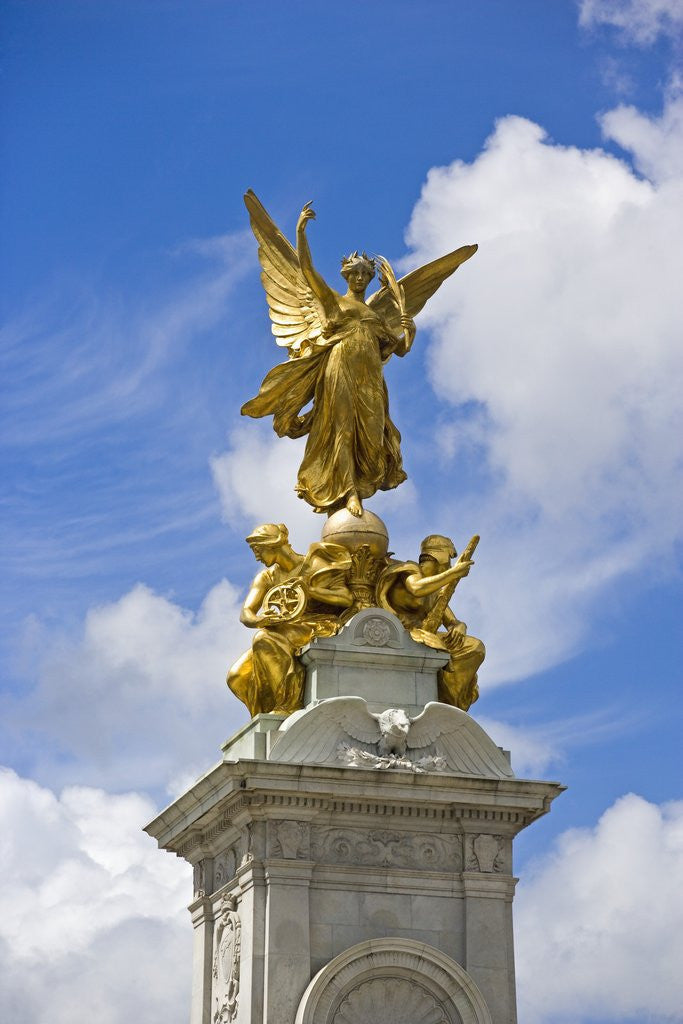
[346, 493, 362, 517]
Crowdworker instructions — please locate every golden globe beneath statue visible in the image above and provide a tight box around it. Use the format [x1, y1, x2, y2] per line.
[321, 507, 389, 559]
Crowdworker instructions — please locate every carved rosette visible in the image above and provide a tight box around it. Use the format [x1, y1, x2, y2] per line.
[333, 977, 448, 1024]
[350, 610, 401, 648]
[311, 827, 462, 871]
[361, 616, 392, 646]
[212, 894, 241, 1024]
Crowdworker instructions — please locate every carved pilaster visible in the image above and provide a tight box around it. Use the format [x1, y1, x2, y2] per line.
[211, 893, 241, 1024]
[189, 895, 214, 1024]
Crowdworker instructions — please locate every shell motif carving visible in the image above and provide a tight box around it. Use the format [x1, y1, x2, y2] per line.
[333, 978, 448, 1024]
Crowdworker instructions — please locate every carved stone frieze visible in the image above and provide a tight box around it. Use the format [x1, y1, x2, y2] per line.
[174, 791, 528, 861]
[213, 847, 238, 891]
[212, 893, 241, 1023]
[336, 741, 448, 773]
[269, 819, 310, 859]
[464, 833, 507, 873]
[239, 819, 266, 865]
[333, 977, 448, 1024]
[240, 823, 253, 866]
[193, 858, 208, 897]
[311, 827, 462, 871]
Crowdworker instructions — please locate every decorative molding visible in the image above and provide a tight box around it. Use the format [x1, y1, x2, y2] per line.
[311, 827, 462, 871]
[353, 614, 401, 648]
[336, 741, 448, 773]
[334, 977, 447, 1024]
[175, 792, 529, 860]
[269, 819, 310, 859]
[295, 937, 493, 1024]
[464, 834, 506, 873]
[213, 847, 238, 891]
[212, 893, 241, 1023]
[347, 549, 388, 614]
[193, 858, 207, 897]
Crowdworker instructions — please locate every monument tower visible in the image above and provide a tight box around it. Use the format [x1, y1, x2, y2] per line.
[145, 191, 563, 1023]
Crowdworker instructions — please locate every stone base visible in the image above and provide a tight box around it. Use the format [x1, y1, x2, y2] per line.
[146, 752, 562, 1023]
[146, 610, 562, 1022]
[221, 713, 286, 761]
[302, 607, 448, 716]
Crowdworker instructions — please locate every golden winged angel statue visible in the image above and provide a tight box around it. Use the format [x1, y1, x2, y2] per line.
[241, 190, 477, 517]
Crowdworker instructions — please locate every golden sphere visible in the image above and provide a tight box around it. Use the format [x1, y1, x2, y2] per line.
[321, 508, 389, 559]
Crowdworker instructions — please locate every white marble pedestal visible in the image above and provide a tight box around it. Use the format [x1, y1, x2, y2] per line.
[145, 611, 563, 1024]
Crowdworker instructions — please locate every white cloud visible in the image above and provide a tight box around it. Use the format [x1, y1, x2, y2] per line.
[6, 580, 251, 793]
[0, 768, 190, 1024]
[210, 423, 421, 556]
[579, 0, 683, 44]
[401, 95, 683, 683]
[211, 423, 319, 549]
[5, 769, 680, 1024]
[601, 92, 683, 183]
[515, 793, 683, 1022]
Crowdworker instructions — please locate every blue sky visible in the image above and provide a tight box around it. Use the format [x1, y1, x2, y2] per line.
[1, 2, 682, 1022]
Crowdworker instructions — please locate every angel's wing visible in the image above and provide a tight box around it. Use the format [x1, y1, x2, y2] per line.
[367, 244, 477, 330]
[407, 703, 514, 778]
[244, 190, 325, 357]
[269, 697, 381, 765]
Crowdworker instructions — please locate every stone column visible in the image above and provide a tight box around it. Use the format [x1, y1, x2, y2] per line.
[235, 859, 267, 1024]
[188, 895, 214, 1024]
[462, 834, 518, 1024]
[262, 822, 315, 1022]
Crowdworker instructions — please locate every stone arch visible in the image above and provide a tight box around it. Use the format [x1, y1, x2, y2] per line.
[294, 937, 493, 1024]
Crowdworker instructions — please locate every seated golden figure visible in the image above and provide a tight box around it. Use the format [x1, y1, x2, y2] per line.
[378, 534, 485, 711]
[227, 523, 353, 717]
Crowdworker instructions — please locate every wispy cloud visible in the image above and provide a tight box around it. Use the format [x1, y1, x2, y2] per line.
[579, 0, 683, 45]
[0, 230, 253, 450]
[0, 230, 254, 647]
[479, 706, 641, 777]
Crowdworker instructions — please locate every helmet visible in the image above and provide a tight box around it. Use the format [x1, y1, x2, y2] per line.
[245, 523, 289, 547]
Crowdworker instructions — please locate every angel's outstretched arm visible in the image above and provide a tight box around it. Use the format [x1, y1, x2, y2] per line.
[296, 203, 340, 323]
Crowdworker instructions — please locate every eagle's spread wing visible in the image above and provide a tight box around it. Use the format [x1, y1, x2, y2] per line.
[269, 697, 381, 765]
[244, 190, 326, 357]
[407, 703, 514, 778]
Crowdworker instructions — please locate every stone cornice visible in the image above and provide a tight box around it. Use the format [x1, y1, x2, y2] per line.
[144, 759, 564, 859]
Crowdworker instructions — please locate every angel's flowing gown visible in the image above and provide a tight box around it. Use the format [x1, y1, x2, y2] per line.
[242, 304, 406, 513]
